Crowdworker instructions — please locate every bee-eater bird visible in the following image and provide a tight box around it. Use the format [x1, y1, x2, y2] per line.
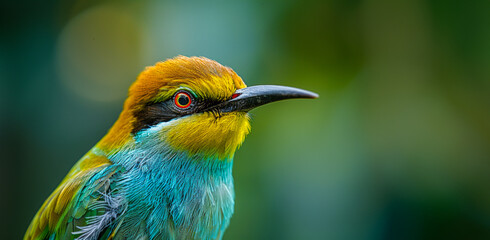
[25, 56, 318, 240]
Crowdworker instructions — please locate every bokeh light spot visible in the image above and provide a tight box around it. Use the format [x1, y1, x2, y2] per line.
[56, 5, 144, 102]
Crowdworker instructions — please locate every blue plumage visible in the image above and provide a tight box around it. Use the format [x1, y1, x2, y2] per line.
[84, 121, 235, 239]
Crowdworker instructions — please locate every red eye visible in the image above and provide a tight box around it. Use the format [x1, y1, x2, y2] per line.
[174, 92, 192, 108]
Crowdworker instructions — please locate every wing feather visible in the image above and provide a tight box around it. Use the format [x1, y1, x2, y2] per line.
[24, 151, 124, 240]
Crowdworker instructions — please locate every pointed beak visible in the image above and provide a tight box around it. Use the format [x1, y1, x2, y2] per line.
[213, 85, 319, 113]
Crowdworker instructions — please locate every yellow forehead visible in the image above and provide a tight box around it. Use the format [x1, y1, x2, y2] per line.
[154, 74, 241, 103]
[127, 56, 247, 109]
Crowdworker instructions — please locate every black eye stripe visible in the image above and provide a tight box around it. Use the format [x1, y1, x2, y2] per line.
[132, 102, 177, 134]
[132, 92, 222, 134]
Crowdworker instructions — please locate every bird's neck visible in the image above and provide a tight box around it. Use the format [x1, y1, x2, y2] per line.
[105, 120, 236, 185]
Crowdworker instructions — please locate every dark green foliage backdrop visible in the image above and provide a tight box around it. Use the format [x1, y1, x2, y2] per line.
[1, 0, 489, 239]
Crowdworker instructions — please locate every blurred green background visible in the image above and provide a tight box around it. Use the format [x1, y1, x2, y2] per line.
[1, 0, 490, 239]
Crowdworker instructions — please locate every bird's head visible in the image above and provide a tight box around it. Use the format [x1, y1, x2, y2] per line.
[97, 56, 317, 160]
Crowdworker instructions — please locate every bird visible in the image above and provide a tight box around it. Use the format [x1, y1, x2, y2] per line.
[24, 56, 318, 240]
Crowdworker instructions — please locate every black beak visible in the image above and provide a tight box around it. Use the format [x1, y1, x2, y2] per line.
[211, 85, 318, 113]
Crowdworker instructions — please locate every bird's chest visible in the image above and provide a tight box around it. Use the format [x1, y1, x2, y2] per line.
[116, 155, 235, 240]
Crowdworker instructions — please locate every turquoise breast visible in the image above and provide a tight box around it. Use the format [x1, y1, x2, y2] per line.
[107, 122, 236, 239]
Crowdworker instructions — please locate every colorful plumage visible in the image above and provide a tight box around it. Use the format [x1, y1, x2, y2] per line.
[25, 56, 318, 240]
